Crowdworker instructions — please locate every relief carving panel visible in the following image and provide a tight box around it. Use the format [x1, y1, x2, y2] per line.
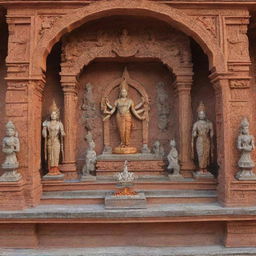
[61, 19, 192, 75]
[7, 24, 30, 62]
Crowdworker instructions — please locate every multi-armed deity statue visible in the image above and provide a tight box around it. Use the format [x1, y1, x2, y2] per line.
[0, 121, 21, 182]
[191, 102, 214, 177]
[42, 101, 65, 176]
[236, 117, 256, 180]
[102, 77, 146, 154]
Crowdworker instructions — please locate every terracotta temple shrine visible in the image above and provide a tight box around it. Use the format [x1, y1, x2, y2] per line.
[0, 0, 256, 255]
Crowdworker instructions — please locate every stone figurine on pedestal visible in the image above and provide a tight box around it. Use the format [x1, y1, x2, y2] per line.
[235, 118, 256, 180]
[102, 77, 146, 154]
[81, 131, 97, 181]
[191, 102, 214, 179]
[0, 121, 22, 182]
[167, 139, 184, 180]
[42, 101, 65, 179]
[152, 140, 164, 158]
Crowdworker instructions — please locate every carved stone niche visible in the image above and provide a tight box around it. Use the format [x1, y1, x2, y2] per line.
[100, 68, 150, 154]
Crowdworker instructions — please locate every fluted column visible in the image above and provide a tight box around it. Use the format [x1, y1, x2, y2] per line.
[60, 78, 79, 179]
[174, 78, 195, 177]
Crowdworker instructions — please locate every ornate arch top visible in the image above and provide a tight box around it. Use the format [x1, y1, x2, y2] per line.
[31, 0, 226, 77]
[60, 17, 193, 77]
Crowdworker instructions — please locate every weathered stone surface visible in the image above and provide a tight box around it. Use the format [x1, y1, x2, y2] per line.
[2, 246, 256, 256]
[105, 192, 147, 209]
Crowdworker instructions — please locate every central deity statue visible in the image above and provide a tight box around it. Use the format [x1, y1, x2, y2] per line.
[103, 78, 145, 154]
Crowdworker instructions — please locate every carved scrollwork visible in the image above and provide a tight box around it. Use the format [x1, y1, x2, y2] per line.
[229, 79, 250, 89]
[196, 16, 217, 38]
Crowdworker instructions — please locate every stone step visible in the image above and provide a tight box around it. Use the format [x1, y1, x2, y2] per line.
[1, 246, 256, 256]
[41, 189, 217, 205]
[42, 178, 217, 192]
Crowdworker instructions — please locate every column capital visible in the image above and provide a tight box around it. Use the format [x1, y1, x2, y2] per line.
[61, 83, 79, 95]
[173, 81, 192, 92]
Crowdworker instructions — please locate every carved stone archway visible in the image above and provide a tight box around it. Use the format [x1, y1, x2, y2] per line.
[59, 21, 195, 177]
[31, 0, 226, 78]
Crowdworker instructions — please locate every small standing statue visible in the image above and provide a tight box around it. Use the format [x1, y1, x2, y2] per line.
[236, 117, 256, 180]
[102, 77, 146, 154]
[152, 140, 164, 158]
[42, 101, 65, 177]
[167, 139, 183, 180]
[0, 121, 21, 182]
[191, 102, 214, 178]
[81, 131, 97, 181]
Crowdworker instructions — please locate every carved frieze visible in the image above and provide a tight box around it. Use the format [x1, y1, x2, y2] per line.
[61, 25, 191, 74]
[7, 24, 29, 62]
[39, 15, 62, 39]
[229, 79, 250, 89]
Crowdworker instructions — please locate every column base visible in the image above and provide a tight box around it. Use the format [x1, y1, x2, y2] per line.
[180, 161, 195, 178]
[60, 163, 78, 180]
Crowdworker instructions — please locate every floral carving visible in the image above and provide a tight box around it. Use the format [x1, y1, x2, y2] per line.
[196, 16, 217, 38]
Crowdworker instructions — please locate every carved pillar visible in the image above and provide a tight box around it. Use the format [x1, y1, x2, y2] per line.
[0, 13, 43, 209]
[174, 75, 195, 177]
[60, 75, 79, 179]
[210, 70, 253, 206]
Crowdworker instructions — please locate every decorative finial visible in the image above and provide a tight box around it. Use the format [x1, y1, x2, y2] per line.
[50, 100, 60, 115]
[197, 101, 206, 113]
[120, 77, 129, 92]
[122, 67, 130, 80]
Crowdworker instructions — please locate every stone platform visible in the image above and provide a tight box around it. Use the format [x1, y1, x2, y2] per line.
[1, 203, 256, 249]
[96, 153, 165, 177]
[41, 189, 217, 205]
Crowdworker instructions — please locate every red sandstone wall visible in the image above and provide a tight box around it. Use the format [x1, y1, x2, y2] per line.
[0, 222, 225, 248]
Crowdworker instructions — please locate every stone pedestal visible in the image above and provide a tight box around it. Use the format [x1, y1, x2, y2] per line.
[0, 170, 22, 182]
[105, 192, 147, 209]
[235, 170, 256, 181]
[0, 179, 26, 210]
[193, 171, 215, 181]
[43, 173, 64, 181]
[81, 174, 97, 182]
[168, 173, 185, 181]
